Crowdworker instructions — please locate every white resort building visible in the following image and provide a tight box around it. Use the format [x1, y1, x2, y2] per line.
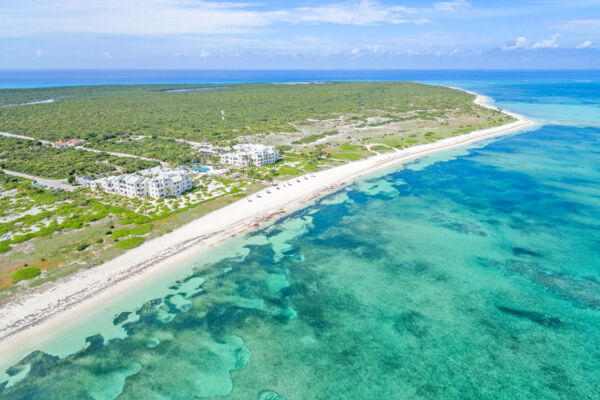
[91, 167, 193, 199]
[220, 144, 279, 166]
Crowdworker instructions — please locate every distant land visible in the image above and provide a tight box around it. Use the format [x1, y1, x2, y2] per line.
[1, 69, 598, 89]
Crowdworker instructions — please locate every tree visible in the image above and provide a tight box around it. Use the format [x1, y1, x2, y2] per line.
[67, 175, 76, 184]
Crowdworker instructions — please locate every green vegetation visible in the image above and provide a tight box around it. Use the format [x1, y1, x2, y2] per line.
[0, 195, 136, 245]
[96, 137, 197, 165]
[0, 241, 12, 253]
[119, 212, 152, 225]
[115, 236, 145, 250]
[292, 130, 339, 145]
[12, 267, 41, 283]
[328, 143, 371, 161]
[112, 224, 152, 239]
[0, 171, 26, 189]
[370, 145, 392, 152]
[0, 83, 474, 141]
[76, 243, 90, 251]
[277, 165, 302, 176]
[0, 82, 481, 164]
[0, 136, 158, 178]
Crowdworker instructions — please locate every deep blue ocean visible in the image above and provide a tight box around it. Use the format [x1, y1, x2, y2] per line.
[1, 70, 599, 399]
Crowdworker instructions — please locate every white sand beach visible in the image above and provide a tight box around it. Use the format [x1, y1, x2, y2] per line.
[0, 91, 536, 361]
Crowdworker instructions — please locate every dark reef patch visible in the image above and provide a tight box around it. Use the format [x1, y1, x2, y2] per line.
[112, 312, 131, 326]
[310, 233, 386, 261]
[512, 247, 542, 258]
[478, 258, 600, 310]
[441, 222, 487, 236]
[541, 364, 578, 397]
[497, 306, 562, 328]
[393, 311, 429, 338]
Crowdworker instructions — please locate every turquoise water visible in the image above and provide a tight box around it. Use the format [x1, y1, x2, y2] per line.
[1, 69, 599, 89]
[1, 76, 600, 399]
[193, 166, 211, 172]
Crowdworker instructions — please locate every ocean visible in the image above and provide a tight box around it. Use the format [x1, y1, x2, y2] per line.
[1, 71, 599, 399]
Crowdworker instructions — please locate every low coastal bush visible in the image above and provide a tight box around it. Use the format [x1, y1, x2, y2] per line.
[0, 240, 12, 253]
[77, 243, 90, 251]
[112, 224, 152, 239]
[13, 267, 41, 283]
[115, 236, 145, 250]
[370, 145, 390, 152]
[130, 224, 152, 235]
[120, 213, 152, 225]
[329, 152, 363, 161]
[0, 200, 143, 250]
[277, 165, 301, 176]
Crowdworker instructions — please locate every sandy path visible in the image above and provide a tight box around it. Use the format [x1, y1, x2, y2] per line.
[0, 92, 537, 361]
[1, 169, 77, 191]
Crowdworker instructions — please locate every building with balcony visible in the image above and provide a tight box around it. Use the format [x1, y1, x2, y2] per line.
[90, 168, 193, 199]
[220, 144, 279, 166]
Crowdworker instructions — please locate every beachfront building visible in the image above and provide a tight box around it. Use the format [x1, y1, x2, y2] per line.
[220, 144, 279, 166]
[91, 167, 193, 199]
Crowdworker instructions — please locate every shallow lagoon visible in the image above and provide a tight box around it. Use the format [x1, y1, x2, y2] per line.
[1, 77, 600, 399]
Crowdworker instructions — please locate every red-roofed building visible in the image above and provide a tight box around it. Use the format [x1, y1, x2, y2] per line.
[69, 138, 85, 147]
[53, 141, 69, 149]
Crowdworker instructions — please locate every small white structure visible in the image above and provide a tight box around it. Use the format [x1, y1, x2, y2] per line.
[220, 144, 279, 166]
[91, 167, 193, 199]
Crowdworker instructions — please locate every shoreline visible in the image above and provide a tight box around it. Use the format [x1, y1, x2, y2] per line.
[0, 90, 537, 366]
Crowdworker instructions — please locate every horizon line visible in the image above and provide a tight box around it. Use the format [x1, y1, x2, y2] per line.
[1, 68, 600, 72]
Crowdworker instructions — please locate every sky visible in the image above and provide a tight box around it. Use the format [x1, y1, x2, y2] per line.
[1, 0, 599, 69]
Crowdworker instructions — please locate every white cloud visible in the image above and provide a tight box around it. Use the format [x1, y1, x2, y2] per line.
[0, 0, 283, 36]
[502, 37, 527, 50]
[0, 0, 467, 37]
[502, 34, 569, 51]
[566, 19, 600, 25]
[413, 19, 432, 25]
[576, 40, 592, 49]
[532, 33, 560, 49]
[289, 0, 431, 26]
[433, 0, 470, 12]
